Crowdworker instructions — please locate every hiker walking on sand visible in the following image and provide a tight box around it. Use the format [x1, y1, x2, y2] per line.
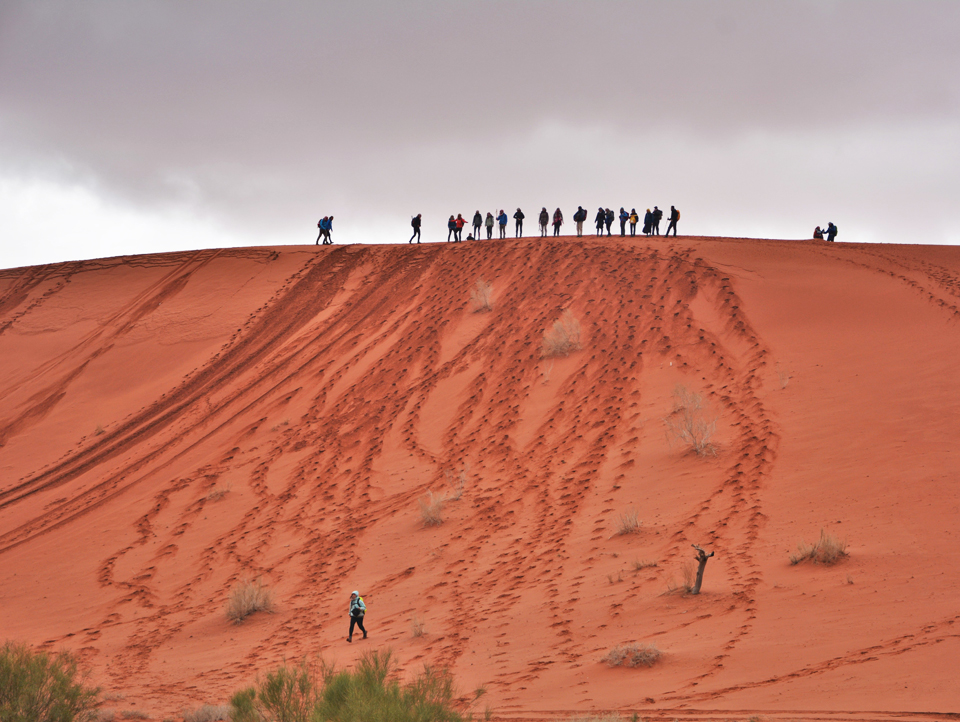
[455, 213, 466, 242]
[619, 207, 629, 237]
[485, 212, 495, 239]
[553, 207, 563, 236]
[594, 207, 605, 236]
[604, 208, 614, 236]
[574, 206, 585, 237]
[629, 208, 639, 236]
[642, 209, 652, 235]
[447, 215, 457, 242]
[325, 216, 334, 243]
[665, 206, 680, 236]
[514, 208, 525, 237]
[472, 211, 483, 239]
[347, 590, 367, 643]
[652, 206, 662, 235]
[497, 209, 508, 239]
[409, 214, 421, 244]
[316, 216, 328, 245]
[538, 207, 549, 237]
[825, 222, 838, 242]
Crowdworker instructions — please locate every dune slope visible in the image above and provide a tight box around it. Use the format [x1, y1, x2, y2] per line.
[0, 237, 959, 721]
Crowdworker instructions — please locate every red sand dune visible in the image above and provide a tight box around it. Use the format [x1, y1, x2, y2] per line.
[1, 237, 959, 722]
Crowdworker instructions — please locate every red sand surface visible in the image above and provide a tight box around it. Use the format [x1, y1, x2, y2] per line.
[1, 237, 959, 722]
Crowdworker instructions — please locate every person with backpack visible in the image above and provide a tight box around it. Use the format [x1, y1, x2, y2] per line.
[825, 222, 838, 242]
[447, 215, 457, 242]
[455, 213, 466, 242]
[472, 211, 483, 240]
[485, 212, 495, 239]
[629, 209, 639, 236]
[326, 216, 335, 243]
[652, 206, 662, 235]
[538, 207, 549, 237]
[604, 208, 614, 236]
[409, 214, 422, 244]
[594, 207, 605, 236]
[553, 207, 563, 236]
[497, 209, 508, 239]
[316, 216, 327, 245]
[642, 209, 652, 235]
[665, 206, 680, 236]
[574, 206, 586, 237]
[347, 590, 367, 643]
[618, 207, 629, 237]
[514, 208, 525, 237]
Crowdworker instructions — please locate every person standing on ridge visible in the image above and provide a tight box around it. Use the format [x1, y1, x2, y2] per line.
[447, 215, 457, 242]
[347, 590, 367, 643]
[574, 206, 585, 237]
[326, 216, 335, 243]
[553, 207, 564, 236]
[652, 206, 662, 235]
[316, 216, 327, 245]
[538, 207, 549, 237]
[642, 209, 652, 235]
[594, 207, 605, 236]
[472, 210, 483, 240]
[665, 206, 680, 236]
[497, 209, 508, 239]
[604, 208, 614, 236]
[825, 222, 838, 242]
[629, 208, 639, 236]
[514, 208, 525, 237]
[455, 213, 466, 242]
[485, 212, 495, 239]
[619, 207, 629, 237]
[410, 214, 421, 244]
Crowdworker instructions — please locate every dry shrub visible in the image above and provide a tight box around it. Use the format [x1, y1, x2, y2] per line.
[615, 509, 641, 536]
[664, 385, 717, 457]
[665, 562, 696, 595]
[602, 643, 662, 668]
[226, 577, 274, 624]
[632, 559, 657, 572]
[418, 491, 446, 526]
[205, 483, 232, 502]
[411, 615, 426, 638]
[790, 528, 848, 565]
[541, 309, 582, 358]
[183, 704, 231, 722]
[444, 469, 467, 501]
[470, 279, 494, 312]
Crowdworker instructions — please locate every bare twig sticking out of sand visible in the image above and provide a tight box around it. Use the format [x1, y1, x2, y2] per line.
[664, 384, 717, 457]
[541, 309, 582, 358]
[790, 528, 848, 565]
[470, 279, 494, 312]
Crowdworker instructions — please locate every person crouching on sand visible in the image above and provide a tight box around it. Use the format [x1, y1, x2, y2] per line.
[347, 590, 367, 642]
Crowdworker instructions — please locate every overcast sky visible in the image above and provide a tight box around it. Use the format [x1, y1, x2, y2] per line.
[1, 1, 959, 269]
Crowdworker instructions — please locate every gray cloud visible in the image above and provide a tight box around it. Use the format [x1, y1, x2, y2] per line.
[1, 1, 959, 267]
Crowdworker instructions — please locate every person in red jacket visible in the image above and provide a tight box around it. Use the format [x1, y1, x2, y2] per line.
[455, 213, 466, 242]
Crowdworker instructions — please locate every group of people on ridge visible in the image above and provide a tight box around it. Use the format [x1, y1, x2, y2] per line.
[813, 223, 838, 242]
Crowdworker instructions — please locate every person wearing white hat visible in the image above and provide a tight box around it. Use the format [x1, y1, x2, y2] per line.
[347, 590, 367, 643]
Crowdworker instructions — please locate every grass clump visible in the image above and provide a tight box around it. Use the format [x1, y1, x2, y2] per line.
[664, 385, 717, 457]
[615, 509, 641, 536]
[410, 615, 426, 638]
[601, 643, 662, 668]
[541, 309, 582, 358]
[205, 483, 232, 502]
[631, 559, 657, 572]
[183, 705, 231, 722]
[418, 491, 446, 527]
[230, 649, 467, 722]
[226, 577, 274, 624]
[470, 279, 494, 312]
[790, 528, 848, 565]
[0, 641, 100, 722]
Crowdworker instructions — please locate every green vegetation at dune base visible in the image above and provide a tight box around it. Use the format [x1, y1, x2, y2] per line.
[0, 641, 100, 722]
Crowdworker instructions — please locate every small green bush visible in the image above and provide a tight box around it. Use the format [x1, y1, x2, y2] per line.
[230, 649, 466, 722]
[0, 641, 100, 722]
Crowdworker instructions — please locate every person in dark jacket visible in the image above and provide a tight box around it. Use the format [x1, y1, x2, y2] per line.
[652, 206, 662, 235]
[604, 208, 614, 236]
[447, 215, 457, 242]
[347, 590, 367, 643]
[665, 206, 680, 236]
[618, 208, 629, 236]
[317, 217, 328, 245]
[409, 214, 421, 243]
[472, 211, 483, 240]
[553, 207, 563, 236]
[642, 209, 652, 235]
[497, 210, 508, 239]
[538, 207, 549, 237]
[825, 222, 838, 242]
[574, 206, 585, 237]
[595, 207, 605, 236]
[514, 208, 525, 237]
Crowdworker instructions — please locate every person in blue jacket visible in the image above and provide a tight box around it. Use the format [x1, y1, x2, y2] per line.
[619, 207, 629, 236]
[347, 590, 367, 642]
[447, 215, 457, 242]
[497, 209, 508, 239]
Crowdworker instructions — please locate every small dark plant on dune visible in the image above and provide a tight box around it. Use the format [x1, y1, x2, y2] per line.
[790, 528, 848, 565]
[0, 641, 100, 722]
[602, 643, 662, 668]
